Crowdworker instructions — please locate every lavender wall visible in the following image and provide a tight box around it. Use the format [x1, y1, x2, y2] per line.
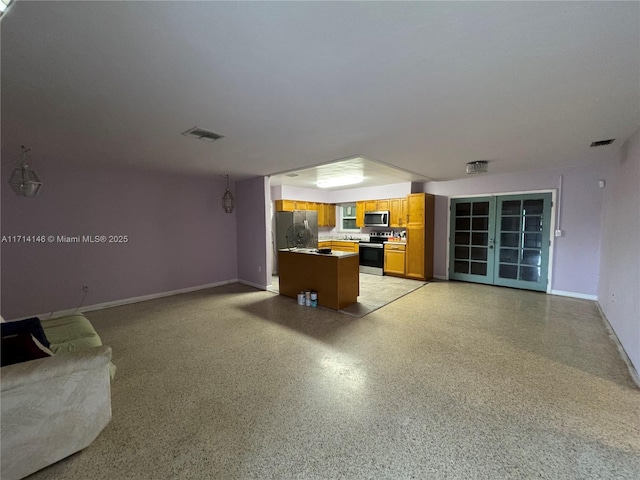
[424, 164, 608, 296]
[236, 176, 269, 288]
[598, 127, 640, 372]
[1, 164, 238, 319]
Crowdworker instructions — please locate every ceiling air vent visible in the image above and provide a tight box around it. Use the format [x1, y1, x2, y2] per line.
[181, 127, 224, 142]
[590, 139, 615, 147]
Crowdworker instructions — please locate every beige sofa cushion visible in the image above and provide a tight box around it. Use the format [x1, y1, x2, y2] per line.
[1, 346, 112, 480]
[43, 314, 103, 353]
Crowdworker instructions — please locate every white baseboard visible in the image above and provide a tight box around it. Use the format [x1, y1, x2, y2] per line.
[12, 279, 239, 321]
[433, 275, 448, 281]
[550, 290, 598, 301]
[238, 279, 268, 290]
[596, 302, 640, 387]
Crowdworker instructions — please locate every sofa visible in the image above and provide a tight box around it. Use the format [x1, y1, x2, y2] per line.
[1, 314, 114, 480]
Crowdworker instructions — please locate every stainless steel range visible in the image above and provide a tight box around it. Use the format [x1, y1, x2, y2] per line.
[359, 232, 389, 275]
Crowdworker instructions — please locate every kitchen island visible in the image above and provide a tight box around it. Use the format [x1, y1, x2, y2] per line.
[278, 249, 359, 310]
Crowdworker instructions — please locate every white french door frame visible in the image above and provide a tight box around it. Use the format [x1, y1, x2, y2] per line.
[445, 189, 557, 294]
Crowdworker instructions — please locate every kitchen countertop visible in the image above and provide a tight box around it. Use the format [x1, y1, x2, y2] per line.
[384, 241, 407, 245]
[317, 238, 361, 243]
[278, 248, 359, 258]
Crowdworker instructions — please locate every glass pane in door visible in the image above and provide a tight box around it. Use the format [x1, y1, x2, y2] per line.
[493, 193, 552, 292]
[449, 197, 495, 284]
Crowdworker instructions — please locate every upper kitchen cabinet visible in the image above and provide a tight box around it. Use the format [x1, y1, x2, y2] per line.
[356, 202, 365, 227]
[320, 203, 336, 227]
[326, 204, 336, 227]
[275, 200, 296, 211]
[274, 199, 335, 227]
[376, 199, 390, 210]
[404, 193, 435, 281]
[275, 199, 309, 211]
[318, 203, 326, 226]
[364, 200, 377, 212]
[363, 199, 389, 211]
[389, 198, 407, 227]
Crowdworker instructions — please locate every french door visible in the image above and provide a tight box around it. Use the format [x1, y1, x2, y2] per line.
[449, 193, 552, 292]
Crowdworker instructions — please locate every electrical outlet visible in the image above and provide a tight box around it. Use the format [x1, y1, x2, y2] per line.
[258, 266, 262, 272]
[555, 229, 563, 237]
[82, 285, 89, 293]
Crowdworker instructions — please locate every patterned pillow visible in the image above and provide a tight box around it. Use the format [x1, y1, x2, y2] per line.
[1, 333, 54, 367]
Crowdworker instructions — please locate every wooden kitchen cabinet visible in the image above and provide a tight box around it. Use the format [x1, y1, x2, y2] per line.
[331, 241, 359, 253]
[356, 202, 365, 227]
[376, 199, 390, 210]
[275, 200, 335, 227]
[316, 241, 359, 253]
[364, 200, 377, 212]
[404, 193, 434, 281]
[389, 198, 407, 227]
[318, 204, 336, 227]
[384, 243, 406, 276]
[317, 205, 326, 226]
[274, 199, 309, 211]
[326, 204, 336, 227]
[275, 200, 296, 212]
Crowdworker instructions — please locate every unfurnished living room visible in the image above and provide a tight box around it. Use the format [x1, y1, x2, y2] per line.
[1, 2, 639, 480]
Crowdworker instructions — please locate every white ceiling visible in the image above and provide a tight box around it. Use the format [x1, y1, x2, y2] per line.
[1, 1, 638, 185]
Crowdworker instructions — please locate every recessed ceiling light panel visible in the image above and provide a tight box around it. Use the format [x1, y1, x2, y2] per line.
[317, 174, 364, 189]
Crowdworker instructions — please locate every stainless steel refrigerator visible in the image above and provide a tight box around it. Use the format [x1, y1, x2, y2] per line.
[275, 210, 318, 251]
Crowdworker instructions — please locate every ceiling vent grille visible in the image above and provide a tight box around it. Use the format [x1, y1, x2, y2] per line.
[466, 160, 488, 175]
[182, 127, 224, 142]
[590, 139, 615, 147]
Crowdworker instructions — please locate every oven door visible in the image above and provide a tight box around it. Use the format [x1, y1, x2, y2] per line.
[359, 244, 384, 268]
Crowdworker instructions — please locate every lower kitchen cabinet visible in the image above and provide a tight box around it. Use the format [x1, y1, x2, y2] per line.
[317, 241, 359, 253]
[405, 226, 426, 279]
[330, 241, 359, 253]
[384, 243, 406, 276]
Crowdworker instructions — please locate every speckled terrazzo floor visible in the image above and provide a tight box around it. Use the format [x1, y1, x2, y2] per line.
[27, 282, 640, 479]
[267, 274, 427, 317]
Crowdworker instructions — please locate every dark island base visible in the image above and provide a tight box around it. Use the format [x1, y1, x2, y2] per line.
[278, 251, 360, 310]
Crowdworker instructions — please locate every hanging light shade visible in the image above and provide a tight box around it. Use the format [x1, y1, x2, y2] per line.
[9, 146, 42, 197]
[221, 175, 234, 213]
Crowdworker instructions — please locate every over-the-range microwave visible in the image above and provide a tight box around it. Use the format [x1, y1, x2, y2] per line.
[364, 211, 390, 227]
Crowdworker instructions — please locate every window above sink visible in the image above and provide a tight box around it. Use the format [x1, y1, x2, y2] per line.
[339, 203, 360, 232]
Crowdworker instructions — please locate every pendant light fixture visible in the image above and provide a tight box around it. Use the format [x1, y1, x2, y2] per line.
[9, 145, 42, 197]
[221, 175, 234, 213]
